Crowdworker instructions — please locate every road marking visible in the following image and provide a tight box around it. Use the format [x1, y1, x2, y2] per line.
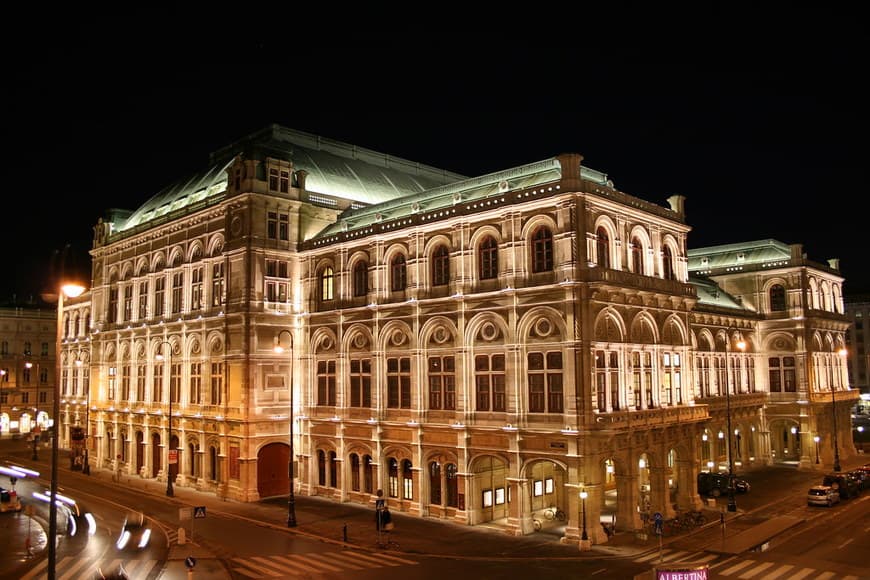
[738, 561, 775, 579]
[274, 554, 344, 573]
[719, 559, 755, 576]
[590, 568, 607, 575]
[758, 564, 794, 580]
[837, 538, 854, 549]
[377, 551, 419, 565]
[232, 557, 285, 577]
[20, 560, 47, 579]
[324, 551, 369, 569]
[58, 555, 94, 580]
[814, 572, 835, 580]
[788, 568, 817, 580]
[709, 556, 738, 570]
[661, 550, 691, 562]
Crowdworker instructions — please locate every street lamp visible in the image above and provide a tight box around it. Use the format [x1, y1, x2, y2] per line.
[813, 435, 820, 464]
[724, 328, 745, 512]
[49, 281, 85, 580]
[579, 488, 589, 547]
[274, 329, 297, 527]
[156, 341, 175, 497]
[0, 369, 6, 436]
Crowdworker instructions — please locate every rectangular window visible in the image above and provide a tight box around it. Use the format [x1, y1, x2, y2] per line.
[154, 277, 165, 317]
[212, 262, 224, 307]
[210, 362, 223, 405]
[191, 267, 203, 310]
[171, 271, 184, 314]
[190, 363, 201, 404]
[138, 281, 149, 319]
[108, 366, 117, 400]
[475, 354, 506, 412]
[279, 213, 289, 240]
[122, 364, 131, 401]
[229, 446, 240, 479]
[108, 287, 118, 323]
[280, 170, 289, 193]
[136, 364, 146, 402]
[387, 357, 411, 408]
[123, 285, 133, 321]
[317, 360, 336, 406]
[170, 362, 181, 404]
[428, 356, 455, 410]
[350, 358, 372, 407]
[267, 211, 278, 239]
[153, 363, 163, 403]
[41, 342, 49, 356]
[269, 168, 279, 190]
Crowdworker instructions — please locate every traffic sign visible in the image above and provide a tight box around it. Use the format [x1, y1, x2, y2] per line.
[193, 506, 207, 519]
[168, 450, 178, 465]
[185, 556, 197, 569]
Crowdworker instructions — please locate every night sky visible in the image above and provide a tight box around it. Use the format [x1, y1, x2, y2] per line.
[5, 25, 867, 303]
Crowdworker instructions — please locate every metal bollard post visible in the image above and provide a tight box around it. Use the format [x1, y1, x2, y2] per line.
[343, 523, 348, 543]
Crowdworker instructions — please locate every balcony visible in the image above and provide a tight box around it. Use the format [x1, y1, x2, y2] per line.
[595, 405, 709, 430]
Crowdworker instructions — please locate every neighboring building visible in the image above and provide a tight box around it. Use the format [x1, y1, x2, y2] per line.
[845, 295, 869, 399]
[58, 125, 859, 547]
[0, 305, 57, 436]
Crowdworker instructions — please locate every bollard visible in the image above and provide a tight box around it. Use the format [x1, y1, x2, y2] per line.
[343, 523, 348, 543]
[178, 527, 187, 545]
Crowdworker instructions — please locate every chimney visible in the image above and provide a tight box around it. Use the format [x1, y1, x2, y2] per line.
[557, 153, 584, 191]
[666, 195, 686, 218]
[790, 244, 803, 260]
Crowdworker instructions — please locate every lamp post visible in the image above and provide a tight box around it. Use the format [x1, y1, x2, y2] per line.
[48, 281, 85, 580]
[579, 488, 589, 549]
[724, 328, 745, 513]
[156, 341, 174, 496]
[830, 348, 848, 472]
[26, 360, 39, 460]
[274, 329, 297, 527]
[813, 435, 820, 464]
[0, 369, 6, 436]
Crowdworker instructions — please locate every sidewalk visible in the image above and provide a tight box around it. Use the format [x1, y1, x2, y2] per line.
[9, 451, 869, 579]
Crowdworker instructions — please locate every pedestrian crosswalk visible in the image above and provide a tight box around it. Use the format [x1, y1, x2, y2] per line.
[20, 556, 161, 580]
[232, 549, 419, 578]
[634, 548, 862, 580]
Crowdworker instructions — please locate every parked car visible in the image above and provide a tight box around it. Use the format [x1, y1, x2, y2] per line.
[697, 472, 751, 497]
[807, 484, 841, 507]
[0, 488, 22, 513]
[844, 470, 868, 492]
[822, 473, 860, 499]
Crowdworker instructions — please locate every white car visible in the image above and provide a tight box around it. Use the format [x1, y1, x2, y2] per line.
[807, 485, 840, 507]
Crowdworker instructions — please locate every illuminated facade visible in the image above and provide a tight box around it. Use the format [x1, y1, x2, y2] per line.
[58, 125, 859, 545]
[0, 306, 57, 436]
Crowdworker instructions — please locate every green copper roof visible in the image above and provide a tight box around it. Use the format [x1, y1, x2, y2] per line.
[315, 159, 610, 238]
[689, 275, 752, 311]
[687, 239, 793, 275]
[116, 125, 467, 234]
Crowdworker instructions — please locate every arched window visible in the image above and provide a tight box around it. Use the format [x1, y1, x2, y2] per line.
[363, 454, 374, 494]
[388, 458, 399, 497]
[318, 450, 326, 486]
[432, 245, 450, 286]
[531, 227, 554, 273]
[353, 261, 368, 297]
[446, 463, 459, 507]
[209, 446, 218, 481]
[770, 284, 786, 312]
[402, 459, 414, 500]
[596, 227, 610, 269]
[662, 245, 675, 280]
[319, 267, 334, 302]
[429, 461, 441, 504]
[479, 236, 499, 280]
[391, 255, 407, 292]
[631, 237, 644, 275]
[351, 454, 361, 491]
[329, 450, 339, 488]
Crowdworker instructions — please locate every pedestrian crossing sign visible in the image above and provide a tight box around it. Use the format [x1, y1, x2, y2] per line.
[194, 506, 207, 519]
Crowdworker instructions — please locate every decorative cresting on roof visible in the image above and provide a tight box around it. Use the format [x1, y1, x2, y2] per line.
[312, 158, 612, 242]
[113, 124, 467, 235]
